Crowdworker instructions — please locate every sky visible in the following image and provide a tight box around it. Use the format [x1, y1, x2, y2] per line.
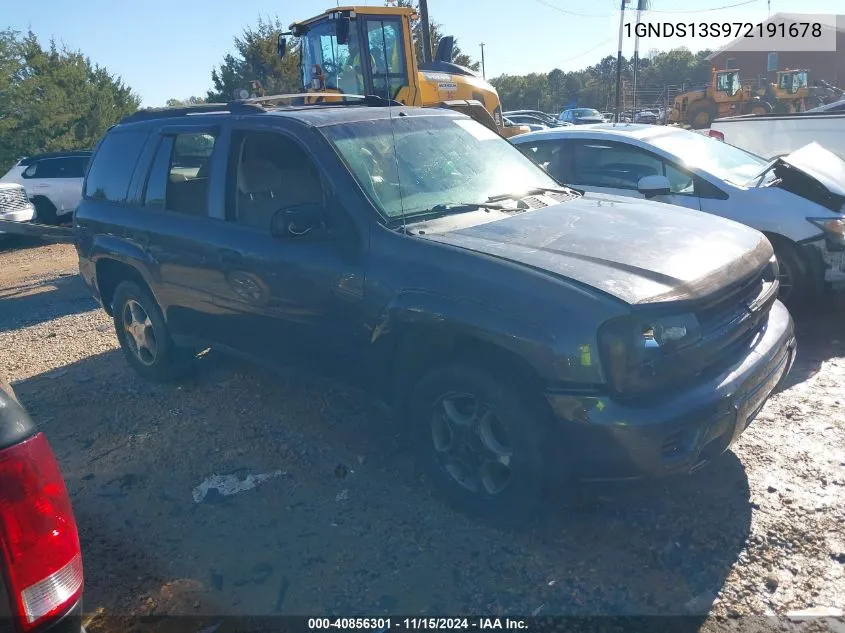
[7, 0, 839, 107]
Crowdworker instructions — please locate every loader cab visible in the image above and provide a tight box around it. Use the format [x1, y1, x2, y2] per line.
[292, 7, 415, 103]
[777, 70, 808, 95]
[715, 70, 742, 97]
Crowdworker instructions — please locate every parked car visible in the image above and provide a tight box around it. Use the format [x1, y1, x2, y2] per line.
[601, 112, 614, 122]
[511, 124, 845, 303]
[634, 110, 659, 124]
[0, 183, 35, 237]
[0, 151, 91, 224]
[504, 111, 567, 127]
[504, 117, 546, 132]
[76, 102, 795, 520]
[0, 376, 84, 633]
[559, 108, 605, 125]
[805, 98, 845, 113]
[709, 111, 845, 160]
[504, 114, 551, 129]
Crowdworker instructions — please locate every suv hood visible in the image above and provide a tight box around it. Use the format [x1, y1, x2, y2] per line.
[418, 194, 772, 305]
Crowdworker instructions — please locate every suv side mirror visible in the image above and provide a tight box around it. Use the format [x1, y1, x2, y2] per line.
[277, 35, 287, 59]
[637, 175, 672, 198]
[337, 18, 351, 46]
[271, 203, 327, 239]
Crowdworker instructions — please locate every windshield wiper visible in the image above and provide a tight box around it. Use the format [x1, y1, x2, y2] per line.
[405, 202, 510, 221]
[486, 186, 579, 203]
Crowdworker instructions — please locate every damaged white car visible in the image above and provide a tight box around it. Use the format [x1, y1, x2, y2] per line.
[512, 125, 845, 304]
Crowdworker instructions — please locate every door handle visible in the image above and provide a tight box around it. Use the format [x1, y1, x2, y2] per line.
[218, 249, 243, 267]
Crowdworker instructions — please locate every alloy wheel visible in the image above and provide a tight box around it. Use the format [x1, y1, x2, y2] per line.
[122, 299, 158, 366]
[430, 392, 514, 497]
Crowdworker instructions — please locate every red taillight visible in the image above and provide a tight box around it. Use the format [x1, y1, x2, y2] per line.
[708, 129, 725, 142]
[0, 433, 83, 631]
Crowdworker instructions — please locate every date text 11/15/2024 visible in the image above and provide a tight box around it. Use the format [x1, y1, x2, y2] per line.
[308, 617, 528, 630]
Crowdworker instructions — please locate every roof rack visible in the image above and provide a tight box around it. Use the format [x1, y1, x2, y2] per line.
[18, 150, 93, 166]
[119, 93, 404, 124]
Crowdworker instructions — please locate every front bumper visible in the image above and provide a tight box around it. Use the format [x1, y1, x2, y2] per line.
[803, 238, 845, 289]
[0, 204, 36, 233]
[545, 300, 796, 480]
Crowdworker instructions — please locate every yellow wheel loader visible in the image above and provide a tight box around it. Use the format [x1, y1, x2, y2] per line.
[767, 69, 809, 113]
[668, 69, 772, 129]
[279, 4, 529, 138]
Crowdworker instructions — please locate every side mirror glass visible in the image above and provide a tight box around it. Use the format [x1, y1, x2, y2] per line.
[271, 203, 326, 239]
[637, 175, 672, 198]
[277, 35, 287, 59]
[337, 18, 351, 46]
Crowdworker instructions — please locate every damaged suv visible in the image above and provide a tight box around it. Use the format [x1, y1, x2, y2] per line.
[75, 101, 796, 520]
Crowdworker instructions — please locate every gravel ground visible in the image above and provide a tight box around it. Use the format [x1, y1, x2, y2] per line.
[0, 238, 843, 632]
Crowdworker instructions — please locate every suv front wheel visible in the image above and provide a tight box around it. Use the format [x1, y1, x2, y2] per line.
[409, 361, 550, 523]
[112, 281, 194, 382]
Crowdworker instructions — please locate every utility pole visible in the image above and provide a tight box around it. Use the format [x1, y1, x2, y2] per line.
[631, 0, 646, 117]
[614, 0, 629, 122]
[480, 43, 486, 79]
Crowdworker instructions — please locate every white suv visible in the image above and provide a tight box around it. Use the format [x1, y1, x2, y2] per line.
[0, 151, 91, 223]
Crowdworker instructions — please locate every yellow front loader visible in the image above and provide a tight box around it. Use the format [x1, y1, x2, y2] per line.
[280, 4, 528, 138]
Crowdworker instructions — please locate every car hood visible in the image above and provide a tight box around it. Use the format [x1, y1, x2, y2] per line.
[418, 194, 772, 305]
[753, 142, 845, 211]
[778, 142, 845, 197]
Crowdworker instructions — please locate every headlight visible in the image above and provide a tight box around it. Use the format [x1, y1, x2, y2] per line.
[598, 312, 701, 396]
[808, 216, 845, 245]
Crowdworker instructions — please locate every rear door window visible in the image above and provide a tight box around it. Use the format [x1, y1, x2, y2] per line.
[143, 132, 217, 216]
[85, 131, 149, 203]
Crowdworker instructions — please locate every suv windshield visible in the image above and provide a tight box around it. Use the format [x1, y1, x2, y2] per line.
[649, 130, 768, 186]
[573, 109, 601, 118]
[322, 115, 560, 219]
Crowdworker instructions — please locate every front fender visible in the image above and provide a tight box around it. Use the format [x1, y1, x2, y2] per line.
[371, 289, 559, 385]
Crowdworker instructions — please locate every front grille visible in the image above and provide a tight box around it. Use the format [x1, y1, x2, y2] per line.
[0, 186, 32, 212]
[692, 268, 778, 378]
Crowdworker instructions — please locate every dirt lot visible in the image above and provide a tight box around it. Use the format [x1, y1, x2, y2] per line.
[1, 238, 843, 631]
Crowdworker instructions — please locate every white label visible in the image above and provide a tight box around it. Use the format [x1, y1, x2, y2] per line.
[438, 82, 458, 92]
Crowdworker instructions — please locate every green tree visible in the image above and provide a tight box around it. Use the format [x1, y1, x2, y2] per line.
[165, 96, 208, 107]
[394, 0, 479, 71]
[0, 30, 140, 173]
[207, 17, 301, 102]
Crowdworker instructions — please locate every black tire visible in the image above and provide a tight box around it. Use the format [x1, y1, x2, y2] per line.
[112, 281, 194, 382]
[408, 360, 552, 523]
[687, 100, 717, 129]
[770, 238, 810, 307]
[744, 98, 773, 116]
[32, 197, 59, 224]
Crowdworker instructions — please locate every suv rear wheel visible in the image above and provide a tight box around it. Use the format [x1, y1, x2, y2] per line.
[112, 281, 194, 382]
[409, 361, 549, 522]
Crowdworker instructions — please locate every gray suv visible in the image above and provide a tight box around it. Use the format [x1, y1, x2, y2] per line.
[74, 99, 796, 521]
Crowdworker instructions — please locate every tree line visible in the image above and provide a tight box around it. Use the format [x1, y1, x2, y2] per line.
[1, 5, 714, 173]
[492, 48, 714, 114]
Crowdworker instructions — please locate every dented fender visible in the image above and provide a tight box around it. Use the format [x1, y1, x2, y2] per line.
[370, 289, 606, 386]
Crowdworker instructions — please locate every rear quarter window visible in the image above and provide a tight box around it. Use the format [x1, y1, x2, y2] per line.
[84, 130, 149, 203]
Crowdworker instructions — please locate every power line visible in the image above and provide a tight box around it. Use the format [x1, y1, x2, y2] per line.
[644, 0, 760, 13]
[559, 38, 614, 64]
[529, 0, 609, 18]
